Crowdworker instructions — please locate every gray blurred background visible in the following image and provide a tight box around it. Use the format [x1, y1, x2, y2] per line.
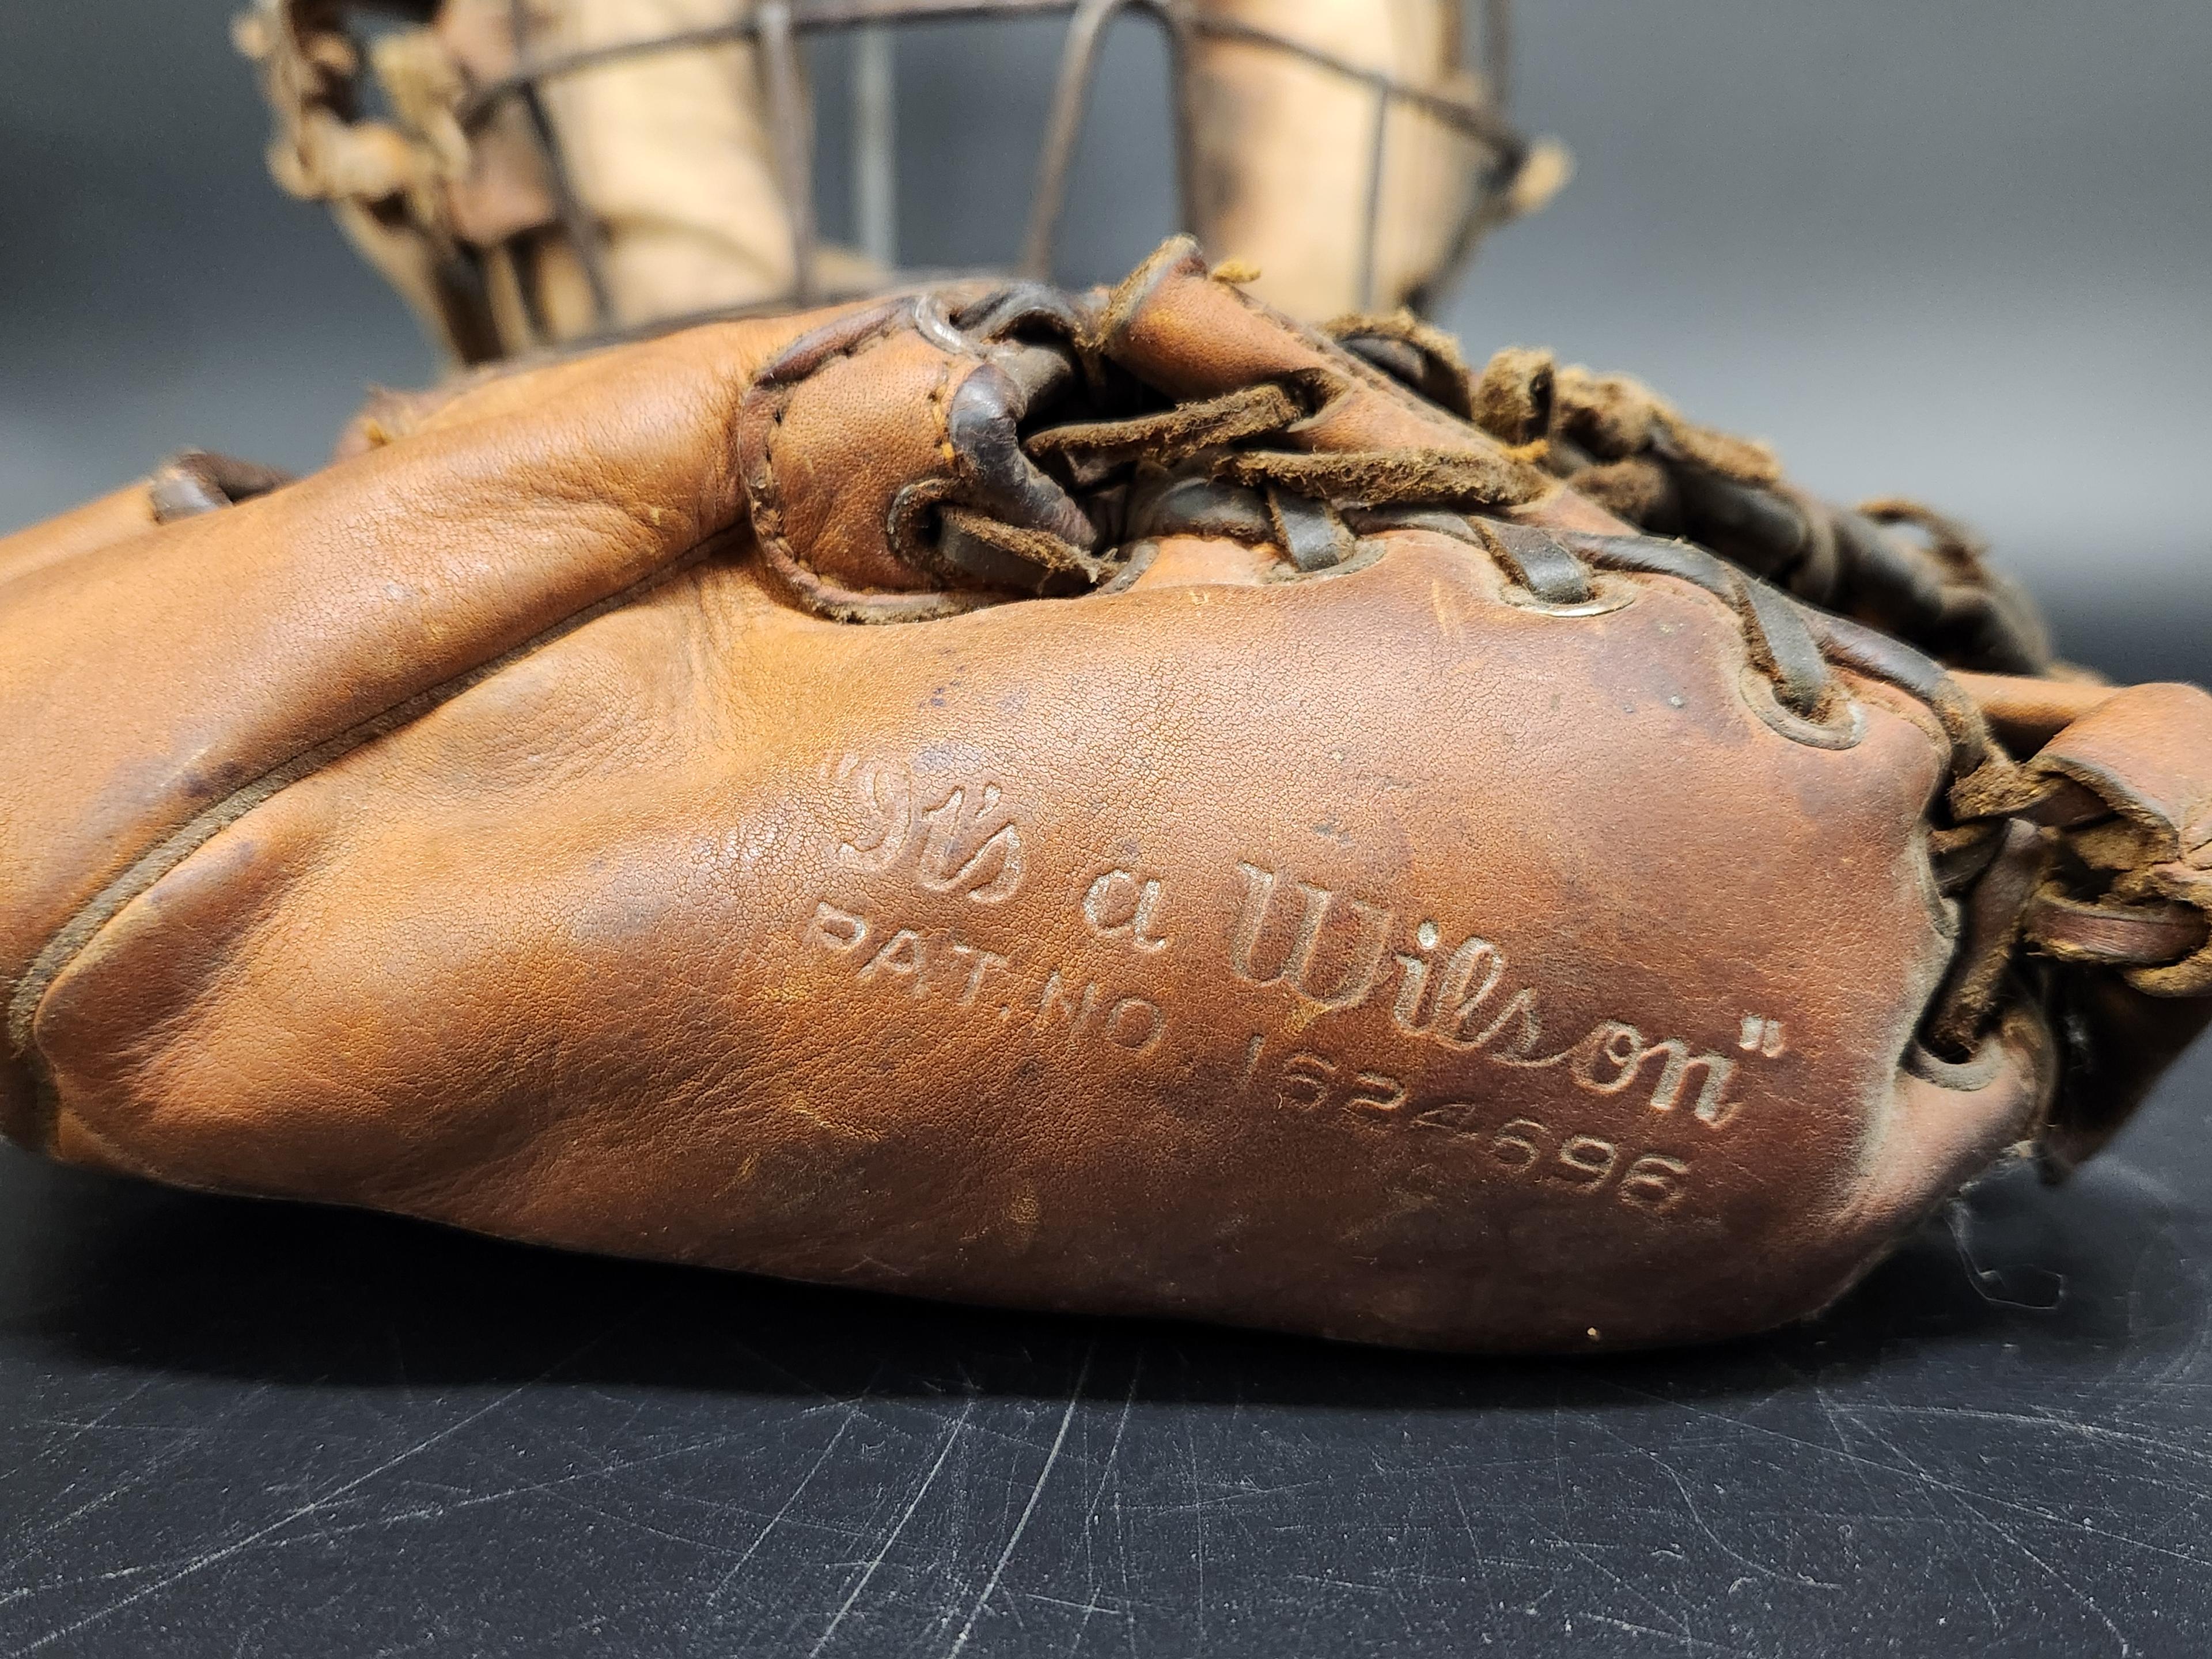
[3, 1, 2207, 674]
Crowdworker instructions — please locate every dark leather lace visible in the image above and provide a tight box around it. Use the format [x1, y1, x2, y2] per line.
[1329, 321, 2055, 677]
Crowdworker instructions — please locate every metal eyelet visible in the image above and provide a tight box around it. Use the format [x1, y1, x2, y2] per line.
[1263, 536, 1387, 583]
[1737, 663, 1866, 750]
[1495, 574, 1637, 618]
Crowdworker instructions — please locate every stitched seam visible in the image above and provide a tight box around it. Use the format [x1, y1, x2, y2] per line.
[748, 306, 939, 586]
[5, 541, 724, 1080]
[752, 539, 1003, 624]
[743, 302, 986, 620]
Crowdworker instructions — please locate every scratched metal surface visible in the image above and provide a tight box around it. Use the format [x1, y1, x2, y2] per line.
[2, 612, 2210, 1659]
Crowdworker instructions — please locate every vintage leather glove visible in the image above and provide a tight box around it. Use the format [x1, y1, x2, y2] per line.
[3, 239, 2206, 1351]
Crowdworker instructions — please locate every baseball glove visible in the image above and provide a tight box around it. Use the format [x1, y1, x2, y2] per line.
[2, 239, 2206, 1351]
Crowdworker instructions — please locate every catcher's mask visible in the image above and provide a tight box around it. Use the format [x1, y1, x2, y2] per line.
[236, 0, 1568, 363]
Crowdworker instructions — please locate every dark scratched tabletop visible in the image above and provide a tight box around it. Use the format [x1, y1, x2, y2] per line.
[3, 1035, 2210, 1659]
[5, 615, 2212, 1659]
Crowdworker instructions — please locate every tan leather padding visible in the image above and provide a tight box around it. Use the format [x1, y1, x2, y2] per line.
[1187, 0, 1480, 317]
[450, 0, 802, 339]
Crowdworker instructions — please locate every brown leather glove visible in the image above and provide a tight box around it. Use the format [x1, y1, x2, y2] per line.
[3, 239, 2206, 1352]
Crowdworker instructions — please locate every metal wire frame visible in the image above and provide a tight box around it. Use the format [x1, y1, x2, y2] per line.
[455, 0, 1525, 333]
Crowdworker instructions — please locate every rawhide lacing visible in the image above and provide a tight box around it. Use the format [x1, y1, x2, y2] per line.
[148, 452, 296, 524]
[1322, 325, 2056, 678]
[737, 278, 2212, 1052]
